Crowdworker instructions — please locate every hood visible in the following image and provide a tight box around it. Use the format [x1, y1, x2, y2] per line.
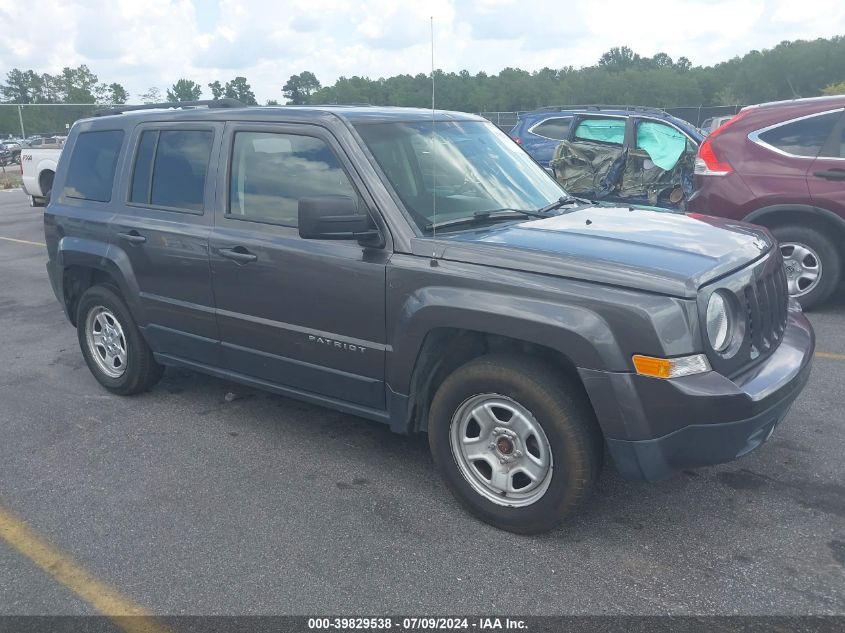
[423, 206, 773, 297]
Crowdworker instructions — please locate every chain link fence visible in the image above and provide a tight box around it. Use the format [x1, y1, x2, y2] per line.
[1, 103, 748, 139]
[0, 103, 103, 139]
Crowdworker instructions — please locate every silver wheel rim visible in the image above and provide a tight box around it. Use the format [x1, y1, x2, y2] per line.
[780, 242, 822, 297]
[449, 394, 553, 508]
[85, 306, 128, 378]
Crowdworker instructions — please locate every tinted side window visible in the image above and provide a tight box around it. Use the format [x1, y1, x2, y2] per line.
[229, 132, 358, 226]
[129, 129, 213, 212]
[531, 117, 572, 141]
[64, 130, 124, 202]
[758, 112, 840, 157]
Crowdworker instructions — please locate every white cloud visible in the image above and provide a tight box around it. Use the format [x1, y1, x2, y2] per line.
[0, 0, 842, 104]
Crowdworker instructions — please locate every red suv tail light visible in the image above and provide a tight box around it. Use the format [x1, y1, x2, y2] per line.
[695, 109, 753, 176]
[512, 136, 522, 145]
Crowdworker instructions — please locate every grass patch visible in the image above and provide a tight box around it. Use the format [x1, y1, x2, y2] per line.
[1, 165, 23, 189]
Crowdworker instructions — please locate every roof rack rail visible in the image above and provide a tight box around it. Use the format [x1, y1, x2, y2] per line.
[94, 98, 245, 117]
[536, 104, 668, 115]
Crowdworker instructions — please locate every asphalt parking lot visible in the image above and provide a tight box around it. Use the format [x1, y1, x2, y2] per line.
[0, 188, 843, 617]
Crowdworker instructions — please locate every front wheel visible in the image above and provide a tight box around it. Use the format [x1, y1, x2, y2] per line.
[772, 225, 841, 310]
[76, 285, 164, 395]
[428, 354, 603, 534]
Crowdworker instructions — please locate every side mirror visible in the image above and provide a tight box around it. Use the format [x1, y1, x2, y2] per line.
[298, 196, 382, 246]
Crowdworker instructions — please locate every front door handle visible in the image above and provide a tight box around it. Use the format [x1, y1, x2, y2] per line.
[117, 231, 146, 244]
[813, 169, 845, 181]
[218, 246, 258, 264]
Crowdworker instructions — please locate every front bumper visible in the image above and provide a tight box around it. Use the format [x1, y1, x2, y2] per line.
[579, 307, 815, 482]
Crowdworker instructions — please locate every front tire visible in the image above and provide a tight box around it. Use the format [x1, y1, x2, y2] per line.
[76, 285, 163, 395]
[428, 354, 603, 534]
[772, 225, 841, 310]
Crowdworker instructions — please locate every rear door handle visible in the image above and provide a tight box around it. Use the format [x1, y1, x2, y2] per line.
[218, 246, 258, 264]
[117, 231, 147, 244]
[813, 169, 845, 181]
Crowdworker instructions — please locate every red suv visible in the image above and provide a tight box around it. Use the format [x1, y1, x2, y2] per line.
[689, 95, 845, 309]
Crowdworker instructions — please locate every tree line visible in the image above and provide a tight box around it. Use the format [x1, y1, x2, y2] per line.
[1, 36, 843, 136]
[285, 37, 845, 111]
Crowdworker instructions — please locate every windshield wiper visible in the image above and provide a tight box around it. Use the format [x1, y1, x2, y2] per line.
[536, 195, 595, 214]
[424, 209, 547, 232]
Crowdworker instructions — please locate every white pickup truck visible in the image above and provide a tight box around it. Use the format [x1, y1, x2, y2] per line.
[21, 138, 65, 207]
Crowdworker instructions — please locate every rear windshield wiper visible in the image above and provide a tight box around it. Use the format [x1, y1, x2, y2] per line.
[424, 209, 547, 232]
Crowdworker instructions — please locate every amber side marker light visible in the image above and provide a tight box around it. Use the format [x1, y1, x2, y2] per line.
[632, 354, 711, 379]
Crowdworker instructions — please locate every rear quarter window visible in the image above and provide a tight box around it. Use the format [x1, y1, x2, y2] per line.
[530, 117, 572, 141]
[63, 130, 124, 202]
[757, 111, 841, 157]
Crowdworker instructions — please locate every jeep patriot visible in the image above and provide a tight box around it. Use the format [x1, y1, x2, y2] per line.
[44, 100, 815, 533]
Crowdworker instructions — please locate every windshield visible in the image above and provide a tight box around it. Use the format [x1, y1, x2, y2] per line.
[354, 120, 566, 232]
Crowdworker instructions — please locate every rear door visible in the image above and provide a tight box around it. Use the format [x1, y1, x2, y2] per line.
[554, 115, 628, 198]
[807, 109, 845, 216]
[109, 121, 223, 365]
[209, 122, 388, 410]
[746, 109, 843, 201]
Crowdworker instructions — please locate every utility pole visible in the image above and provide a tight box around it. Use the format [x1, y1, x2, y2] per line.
[17, 105, 26, 139]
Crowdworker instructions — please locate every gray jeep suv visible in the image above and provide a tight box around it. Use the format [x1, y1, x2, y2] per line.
[44, 100, 814, 533]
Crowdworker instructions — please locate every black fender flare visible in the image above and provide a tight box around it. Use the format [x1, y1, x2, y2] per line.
[56, 237, 148, 325]
[744, 204, 845, 235]
[387, 286, 627, 396]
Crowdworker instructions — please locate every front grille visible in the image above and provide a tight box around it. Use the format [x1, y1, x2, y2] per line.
[743, 255, 789, 360]
[701, 249, 790, 378]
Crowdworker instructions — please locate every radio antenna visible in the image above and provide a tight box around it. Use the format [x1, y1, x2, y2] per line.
[430, 15, 437, 252]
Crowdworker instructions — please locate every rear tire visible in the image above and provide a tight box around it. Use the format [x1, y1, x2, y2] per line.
[29, 195, 45, 207]
[428, 354, 603, 534]
[771, 225, 840, 310]
[76, 285, 164, 395]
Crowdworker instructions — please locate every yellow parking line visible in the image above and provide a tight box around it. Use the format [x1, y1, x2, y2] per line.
[0, 505, 170, 633]
[0, 235, 45, 247]
[816, 351, 845, 361]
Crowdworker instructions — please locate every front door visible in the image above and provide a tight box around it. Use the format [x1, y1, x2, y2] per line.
[209, 123, 388, 410]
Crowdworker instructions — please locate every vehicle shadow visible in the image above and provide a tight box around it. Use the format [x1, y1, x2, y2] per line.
[153, 366, 802, 542]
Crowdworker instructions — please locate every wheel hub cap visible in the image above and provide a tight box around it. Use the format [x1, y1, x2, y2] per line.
[780, 242, 822, 297]
[449, 394, 553, 508]
[85, 306, 128, 379]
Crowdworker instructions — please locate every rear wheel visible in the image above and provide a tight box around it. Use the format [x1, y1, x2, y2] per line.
[428, 354, 603, 534]
[76, 285, 163, 395]
[772, 225, 841, 310]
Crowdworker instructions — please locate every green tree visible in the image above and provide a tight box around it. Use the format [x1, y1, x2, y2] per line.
[1, 69, 44, 103]
[108, 83, 129, 104]
[167, 79, 203, 102]
[140, 87, 162, 103]
[59, 65, 100, 103]
[207, 80, 224, 99]
[598, 46, 641, 71]
[224, 76, 257, 105]
[283, 71, 321, 104]
[822, 80, 845, 95]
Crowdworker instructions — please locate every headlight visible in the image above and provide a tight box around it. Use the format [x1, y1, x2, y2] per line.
[706, 290, 734, 352]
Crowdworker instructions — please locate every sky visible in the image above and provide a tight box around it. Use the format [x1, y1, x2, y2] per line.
[0, 0, 843, 104]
